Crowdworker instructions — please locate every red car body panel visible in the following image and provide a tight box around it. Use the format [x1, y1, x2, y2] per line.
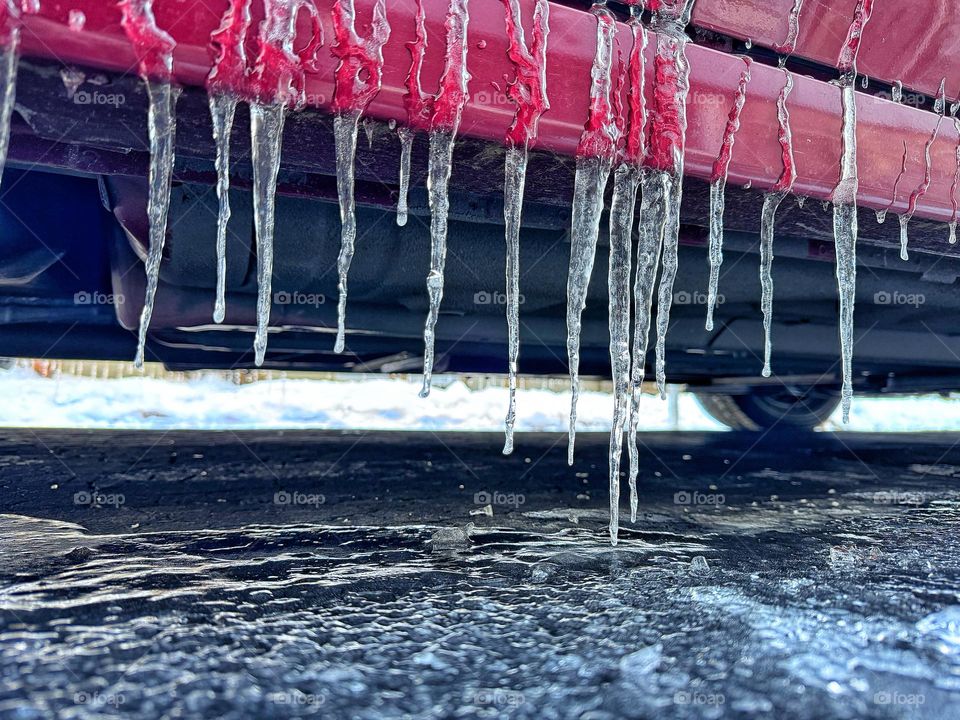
[10, 0, 959, 223]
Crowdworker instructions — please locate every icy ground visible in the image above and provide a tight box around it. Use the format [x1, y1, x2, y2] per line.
[0, 367, 957, 432]
[0, 430, 958, 719]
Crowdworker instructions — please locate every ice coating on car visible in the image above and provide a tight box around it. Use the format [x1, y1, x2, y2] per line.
[0, 0, 21, 192]
[898, 86, 944, 261]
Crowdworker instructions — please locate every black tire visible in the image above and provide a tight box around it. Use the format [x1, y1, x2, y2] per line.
[695, 386, 841, 431]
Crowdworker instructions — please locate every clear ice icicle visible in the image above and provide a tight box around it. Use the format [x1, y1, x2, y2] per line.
[398, 0, 434, 227]
[706, 58, 752, 332]
[207, 0, 251, 324]
[331, 0, 391, 354]
[610, 5, 646, 539]
[773, 0, 805, 58]
[651, 1, 695, 399]
[951, 116, 960, 244]
[119, 0, 177, 369]
[832, 0, 875, 423]
[566, 1, 618, 465]
[396, 126, 413, 226]
[759, 69, 796, 378]
[500, 0, 549, 455]
[0, 0, 21, 191]
[898, 111, 943, 261]
[419, 0, 470, 398]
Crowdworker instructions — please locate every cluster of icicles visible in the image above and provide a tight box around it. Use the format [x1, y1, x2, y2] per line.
[0, 0, 925, 543]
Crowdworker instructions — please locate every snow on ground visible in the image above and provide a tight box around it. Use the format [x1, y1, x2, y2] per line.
[0, 367, 956, 432]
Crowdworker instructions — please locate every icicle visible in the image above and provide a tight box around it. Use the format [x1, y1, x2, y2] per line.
[331, 0, 390, 354]
[209, 94, 236, 323]
[207, 0, 252, 325]
[500, 0, 549, 455]
[396, 127, 413, 226]
[628, 170, 667, 521]
[651, 0, 695, 399]
[247, 0, 321, 366]
[419, 0, 470, 398]
[935, 79, 947, 115]
[566, 0, 618, 465]
[832, 0, 874, 423]
[951, 116, 960, 243]
[759, 69, 796, 378]
[0, 0, 21, 191]
[876, 208, 886, 223]
[773, 0, 805, 59]
[706, 58, 752, 332]
[119, 0, 178, 369]
[891, 80, 903, 104]
[898, 99, 944, 261]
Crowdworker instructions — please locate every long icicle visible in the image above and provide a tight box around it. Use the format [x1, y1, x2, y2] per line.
[651, 0, 694, 399]
[396, 126, 414, 226]
[759, 69, 796, 378]
[0, 0, 22, 190]
[898, 84, 944, 261]
[566, 0, 619, 465]
[832, 0, 874, 423]
[248, 0, 321, 366]
[607, 4, 645, 543]
[331, 0, 390, 353]
[398, 0, 433, 227]
[420, 0, 471, 398]
[500, 0, 549, 455]
[206, 0, 251, 324]
[706, 58, 752, 332]
[951, 115, 960, 244]
[119, 0, 178, 370]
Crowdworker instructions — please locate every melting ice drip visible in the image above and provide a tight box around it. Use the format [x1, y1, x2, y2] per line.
[607, 5, 646, 544]
[951, 114, 960, 244]
[898, 80, 945, 261]
[832, 0, 875, 423]
[773, 0, 805, 60]
[207, 0, 252, 325]
[247, 0, 321, 367]
[119, 0, 178, 370]
[418, 0, 471, 399]
[331, 0, 390, 354]
[500, 0, 549, 455]
[566, 0, 619, 466]
[759, 69, 796, 378]
[649, 0, 694, 400]
[0, 0, 22, 191]
[706, 58, 752, 333]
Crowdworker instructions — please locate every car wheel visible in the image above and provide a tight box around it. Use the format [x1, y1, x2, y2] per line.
[695, 386, 841, 431]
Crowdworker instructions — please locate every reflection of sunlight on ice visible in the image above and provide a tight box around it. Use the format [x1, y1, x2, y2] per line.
[2, 365, 960, 432]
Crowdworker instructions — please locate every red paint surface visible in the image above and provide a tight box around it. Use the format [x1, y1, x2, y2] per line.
[772, 71, 796, 193]
[575, 5, 618, 159]
[836, 0, 873, 75]
[207, 0, 252, 96]
[645, 32, 685, 173]
[3, 0, 960, 224]
[331, 0, 389, 115]
[709, 57, 751, 183]
[502, 0, 549, 149]
[905, 116, 942, 218]
[621, 17, 647, 165]
[249, 0, 322, 106]
[404, 0, 434, 131]
[429, 0, 469, 132]
[118, 0, 176, 82]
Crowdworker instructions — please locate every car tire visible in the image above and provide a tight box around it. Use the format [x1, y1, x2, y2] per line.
[695, 386, 841, 431]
